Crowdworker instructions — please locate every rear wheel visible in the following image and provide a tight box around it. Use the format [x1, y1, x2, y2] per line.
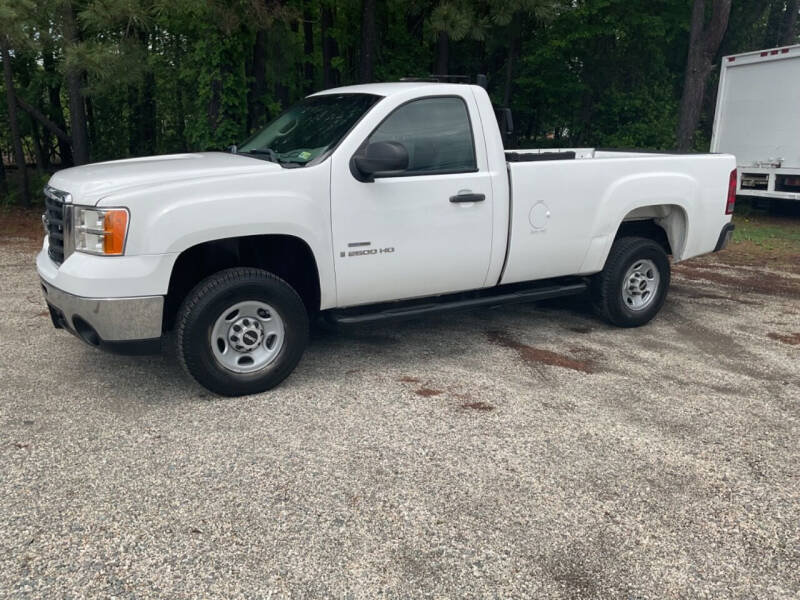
[591, 237, 670, 328]
[176, 268, 309, 396]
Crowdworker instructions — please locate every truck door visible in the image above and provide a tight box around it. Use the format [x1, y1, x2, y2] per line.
[330, 95, 494, 307]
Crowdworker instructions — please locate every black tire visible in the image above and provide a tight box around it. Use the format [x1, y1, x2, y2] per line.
[591, 237, 670, 328]
[176, 268, 309, 396]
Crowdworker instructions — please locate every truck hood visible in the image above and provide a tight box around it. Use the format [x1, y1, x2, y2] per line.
[47, 152, 279, 205]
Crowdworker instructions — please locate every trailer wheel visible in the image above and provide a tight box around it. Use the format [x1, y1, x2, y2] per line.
[591, 237, 670, 328]
[176, 268, 309, 396]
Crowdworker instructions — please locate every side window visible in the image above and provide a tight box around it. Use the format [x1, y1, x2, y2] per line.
[367, 97, 477, 175]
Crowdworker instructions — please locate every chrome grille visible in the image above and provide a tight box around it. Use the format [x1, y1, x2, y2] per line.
[43, 187, 72, 265]
[44, 193, 65, 264]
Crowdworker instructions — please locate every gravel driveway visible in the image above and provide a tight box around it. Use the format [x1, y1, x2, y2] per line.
[1, 234, 798, 599]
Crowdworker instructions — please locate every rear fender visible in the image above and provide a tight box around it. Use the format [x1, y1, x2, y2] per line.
[579, 173, 696, 274]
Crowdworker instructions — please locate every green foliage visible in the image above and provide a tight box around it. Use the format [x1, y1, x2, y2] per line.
[0, 169, 49, 206]
[429, 2, 475, 41]
[0, 0, 798, 188]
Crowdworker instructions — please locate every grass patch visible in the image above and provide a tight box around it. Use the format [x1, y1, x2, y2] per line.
[732, 215, 800, 251]
[713, 211, 800, 273]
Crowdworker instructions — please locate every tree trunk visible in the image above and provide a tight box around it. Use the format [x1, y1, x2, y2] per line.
[676, 0, 732, 151]
[127, 84, 137, 155]
[85, 92, 99, 154]
[43, 48, 73, 166]
[62, 1, 90, 164]
[435, 31, 449, 75]
[140, 69, 156, 154]
[502, 18, 521, 107]
[30, 118, 47, 173]
[1, 41, 30, 206]
[207, 41, 238, 148]
[359, 0, 376, 83]
[176, 82, 187, 151]
[321, 4, 339, 88]
[303, 0, 315, 94]
[248, 29, 267, 130]
[207, 76, 222, 141]
[128, 29, 156, 157]
[502, 46, 514, 107]
[172, 33, 187, 151]
[0, 147, 6, 196]
[765, 0, 785, 46]
[406, 9, 424, 43]
[780, 0, 799, 45]
[272, 28, 289, 109]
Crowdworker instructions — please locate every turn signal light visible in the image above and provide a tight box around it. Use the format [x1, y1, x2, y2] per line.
[103, 210, 128, 254]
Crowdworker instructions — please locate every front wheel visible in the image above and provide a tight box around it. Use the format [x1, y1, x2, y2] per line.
[591, 237, 670, 328]
[176, 268, 309, 396]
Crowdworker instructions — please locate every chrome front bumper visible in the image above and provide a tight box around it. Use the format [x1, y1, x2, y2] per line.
[41, 280, 164, 342]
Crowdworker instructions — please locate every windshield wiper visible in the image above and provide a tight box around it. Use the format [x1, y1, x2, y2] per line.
[243, 148, 280, 163]
[241, 148, 306, 167]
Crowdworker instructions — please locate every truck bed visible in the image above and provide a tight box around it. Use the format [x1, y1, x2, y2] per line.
[499, 151, 735, 286]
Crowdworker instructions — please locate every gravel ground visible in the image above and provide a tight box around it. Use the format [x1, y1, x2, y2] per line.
[0, 236, 798, 599]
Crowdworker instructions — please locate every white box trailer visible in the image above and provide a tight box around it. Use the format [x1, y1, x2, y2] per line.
[711, 44, 800, 201]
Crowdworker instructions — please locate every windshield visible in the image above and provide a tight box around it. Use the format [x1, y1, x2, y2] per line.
[237, 93, 381, 166]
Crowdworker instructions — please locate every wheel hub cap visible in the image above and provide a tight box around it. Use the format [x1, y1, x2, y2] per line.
[621, 259, 660, 312]
[210, 301, 285, 373]
[228, 317, 263, 352]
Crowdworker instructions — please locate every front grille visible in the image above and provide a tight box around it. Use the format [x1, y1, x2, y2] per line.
[44, 190, 66, 264]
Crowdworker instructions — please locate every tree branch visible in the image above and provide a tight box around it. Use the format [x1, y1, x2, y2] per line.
[15, 95, 72, 145]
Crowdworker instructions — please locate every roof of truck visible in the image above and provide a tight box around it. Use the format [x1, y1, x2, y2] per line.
[722, 43, 799, 62]
[311, 81, 477, 98]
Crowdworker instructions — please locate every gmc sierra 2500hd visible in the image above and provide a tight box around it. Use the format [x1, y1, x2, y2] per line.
[37, 81, 737, 396]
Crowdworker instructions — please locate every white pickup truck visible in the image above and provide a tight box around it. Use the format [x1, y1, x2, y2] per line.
[37, 81, 737, 395]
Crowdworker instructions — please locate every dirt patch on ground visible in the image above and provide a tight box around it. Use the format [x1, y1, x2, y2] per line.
[670, 283, 760, 306]
[460, 401, 494, 412]
[0, 207, 42, 247]
[767, 332, 800, 346]
[397, 376, 420, 383]
[414, 388, 443, 397]
[715, 241, 800, 275]
[673, 262, 800, 298]
[565, 325, 593, 334]
[487, 331, 595, 374]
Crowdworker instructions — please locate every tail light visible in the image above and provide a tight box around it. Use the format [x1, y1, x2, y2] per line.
[726, 168, 737, 215]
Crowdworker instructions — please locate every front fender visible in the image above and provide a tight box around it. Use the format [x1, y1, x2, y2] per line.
[97, 162, 337, 309]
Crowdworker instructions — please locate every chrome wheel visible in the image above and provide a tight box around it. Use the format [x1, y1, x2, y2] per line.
[621, 259, 660, 311]
[210, 300, 285, 373]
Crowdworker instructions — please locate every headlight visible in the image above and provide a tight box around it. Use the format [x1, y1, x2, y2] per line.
[73, 207, 129, 255]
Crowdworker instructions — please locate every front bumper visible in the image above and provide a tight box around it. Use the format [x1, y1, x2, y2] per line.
[41, 280, 164, 354]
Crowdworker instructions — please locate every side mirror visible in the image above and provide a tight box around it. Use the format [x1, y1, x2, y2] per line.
[352, 141, 409, 182]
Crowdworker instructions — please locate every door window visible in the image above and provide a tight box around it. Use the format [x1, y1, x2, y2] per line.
[366, 97, 477, 175]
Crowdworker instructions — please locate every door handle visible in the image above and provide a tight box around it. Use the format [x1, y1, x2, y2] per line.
[449, 192, 486, 203]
